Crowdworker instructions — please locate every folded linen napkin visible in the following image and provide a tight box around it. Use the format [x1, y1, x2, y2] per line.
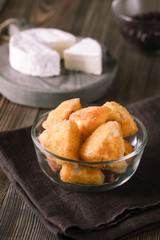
[0, 95, 160, 240]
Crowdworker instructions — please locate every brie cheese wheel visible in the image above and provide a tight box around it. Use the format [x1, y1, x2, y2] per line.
[63, 38, 102, 75]
[9, 28, 76, 77]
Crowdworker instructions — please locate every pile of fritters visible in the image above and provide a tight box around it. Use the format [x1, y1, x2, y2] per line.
[38, 98, 137, 185]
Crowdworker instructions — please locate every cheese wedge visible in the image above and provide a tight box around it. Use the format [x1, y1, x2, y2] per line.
[18, 28, 76, 58]
[63, 37, 102, 75]
[9, 28, 76, 77]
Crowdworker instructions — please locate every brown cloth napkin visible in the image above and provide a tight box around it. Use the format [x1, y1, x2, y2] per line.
[0, 95, 160, 240]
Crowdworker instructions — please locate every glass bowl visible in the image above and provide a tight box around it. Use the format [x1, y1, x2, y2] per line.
[112, 0, 160, 52]
[31, 111, 148, 192]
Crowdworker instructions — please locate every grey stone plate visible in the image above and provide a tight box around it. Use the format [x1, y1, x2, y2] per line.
[0, 43, 117, 108]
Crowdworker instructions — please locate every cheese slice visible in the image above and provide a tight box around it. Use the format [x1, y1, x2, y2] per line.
[9, 28, 76, 77]
[63, 37, 102, 75]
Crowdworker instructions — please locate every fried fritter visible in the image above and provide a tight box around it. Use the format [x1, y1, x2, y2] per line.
[104, 101, 138, 137]
[38, 120, 80, 165]
[69, 105, 111, 141]
[124, 140, 134, 163]
[80, 121, 125, 161]
[42, 98, 82, 129]
[60, 163, 105, 185]
[80, 121, 127, 173]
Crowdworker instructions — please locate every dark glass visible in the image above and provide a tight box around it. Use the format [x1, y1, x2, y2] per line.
[121, 12, 160, 51]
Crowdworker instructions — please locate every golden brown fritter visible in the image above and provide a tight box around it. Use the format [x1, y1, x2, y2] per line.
[42, 98, 82, 129]
[80, 121, 127, 174]
[124, 140, 134, 163]
[80, 121, 125, 161]
[69, 105, 111, 141]
[60, 163, 105, 185]
[38, 120, 80, 165]
[104, 101, 138, 137]
[125, 140, 134, 155]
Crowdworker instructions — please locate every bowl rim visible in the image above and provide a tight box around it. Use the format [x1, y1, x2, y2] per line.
[112, 0, 157, 23]
[31, 111, 148, 165]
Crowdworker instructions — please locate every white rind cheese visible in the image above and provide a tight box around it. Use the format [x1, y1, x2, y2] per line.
[18, 28, 76, 58]
[9, 35, 60, 77]
[9, 28, 76, 77]
[63, 38, 102, 75]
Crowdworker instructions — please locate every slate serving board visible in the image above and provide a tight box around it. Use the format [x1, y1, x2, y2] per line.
[0, 43, 117, 108]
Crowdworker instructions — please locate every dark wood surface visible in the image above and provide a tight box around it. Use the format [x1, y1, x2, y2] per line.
[0, 0, 160, 239]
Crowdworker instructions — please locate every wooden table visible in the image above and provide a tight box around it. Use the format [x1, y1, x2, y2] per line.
[0, 0, 160, 239]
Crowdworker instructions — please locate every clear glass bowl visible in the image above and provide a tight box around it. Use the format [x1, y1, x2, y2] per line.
[112, 0, 160, 52]
[31, 111, 148, 192]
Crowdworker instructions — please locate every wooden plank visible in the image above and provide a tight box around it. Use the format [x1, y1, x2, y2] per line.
[0, 98, 39, 131]
[0, 168, 9, 207]
[0, 184, 56, 240]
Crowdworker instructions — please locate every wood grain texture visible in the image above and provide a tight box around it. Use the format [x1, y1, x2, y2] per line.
[0, 97, 39, 131]
[0, 0, 160, 239]
[0, 184, 56, 240]
[0, 168, 9, 207]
